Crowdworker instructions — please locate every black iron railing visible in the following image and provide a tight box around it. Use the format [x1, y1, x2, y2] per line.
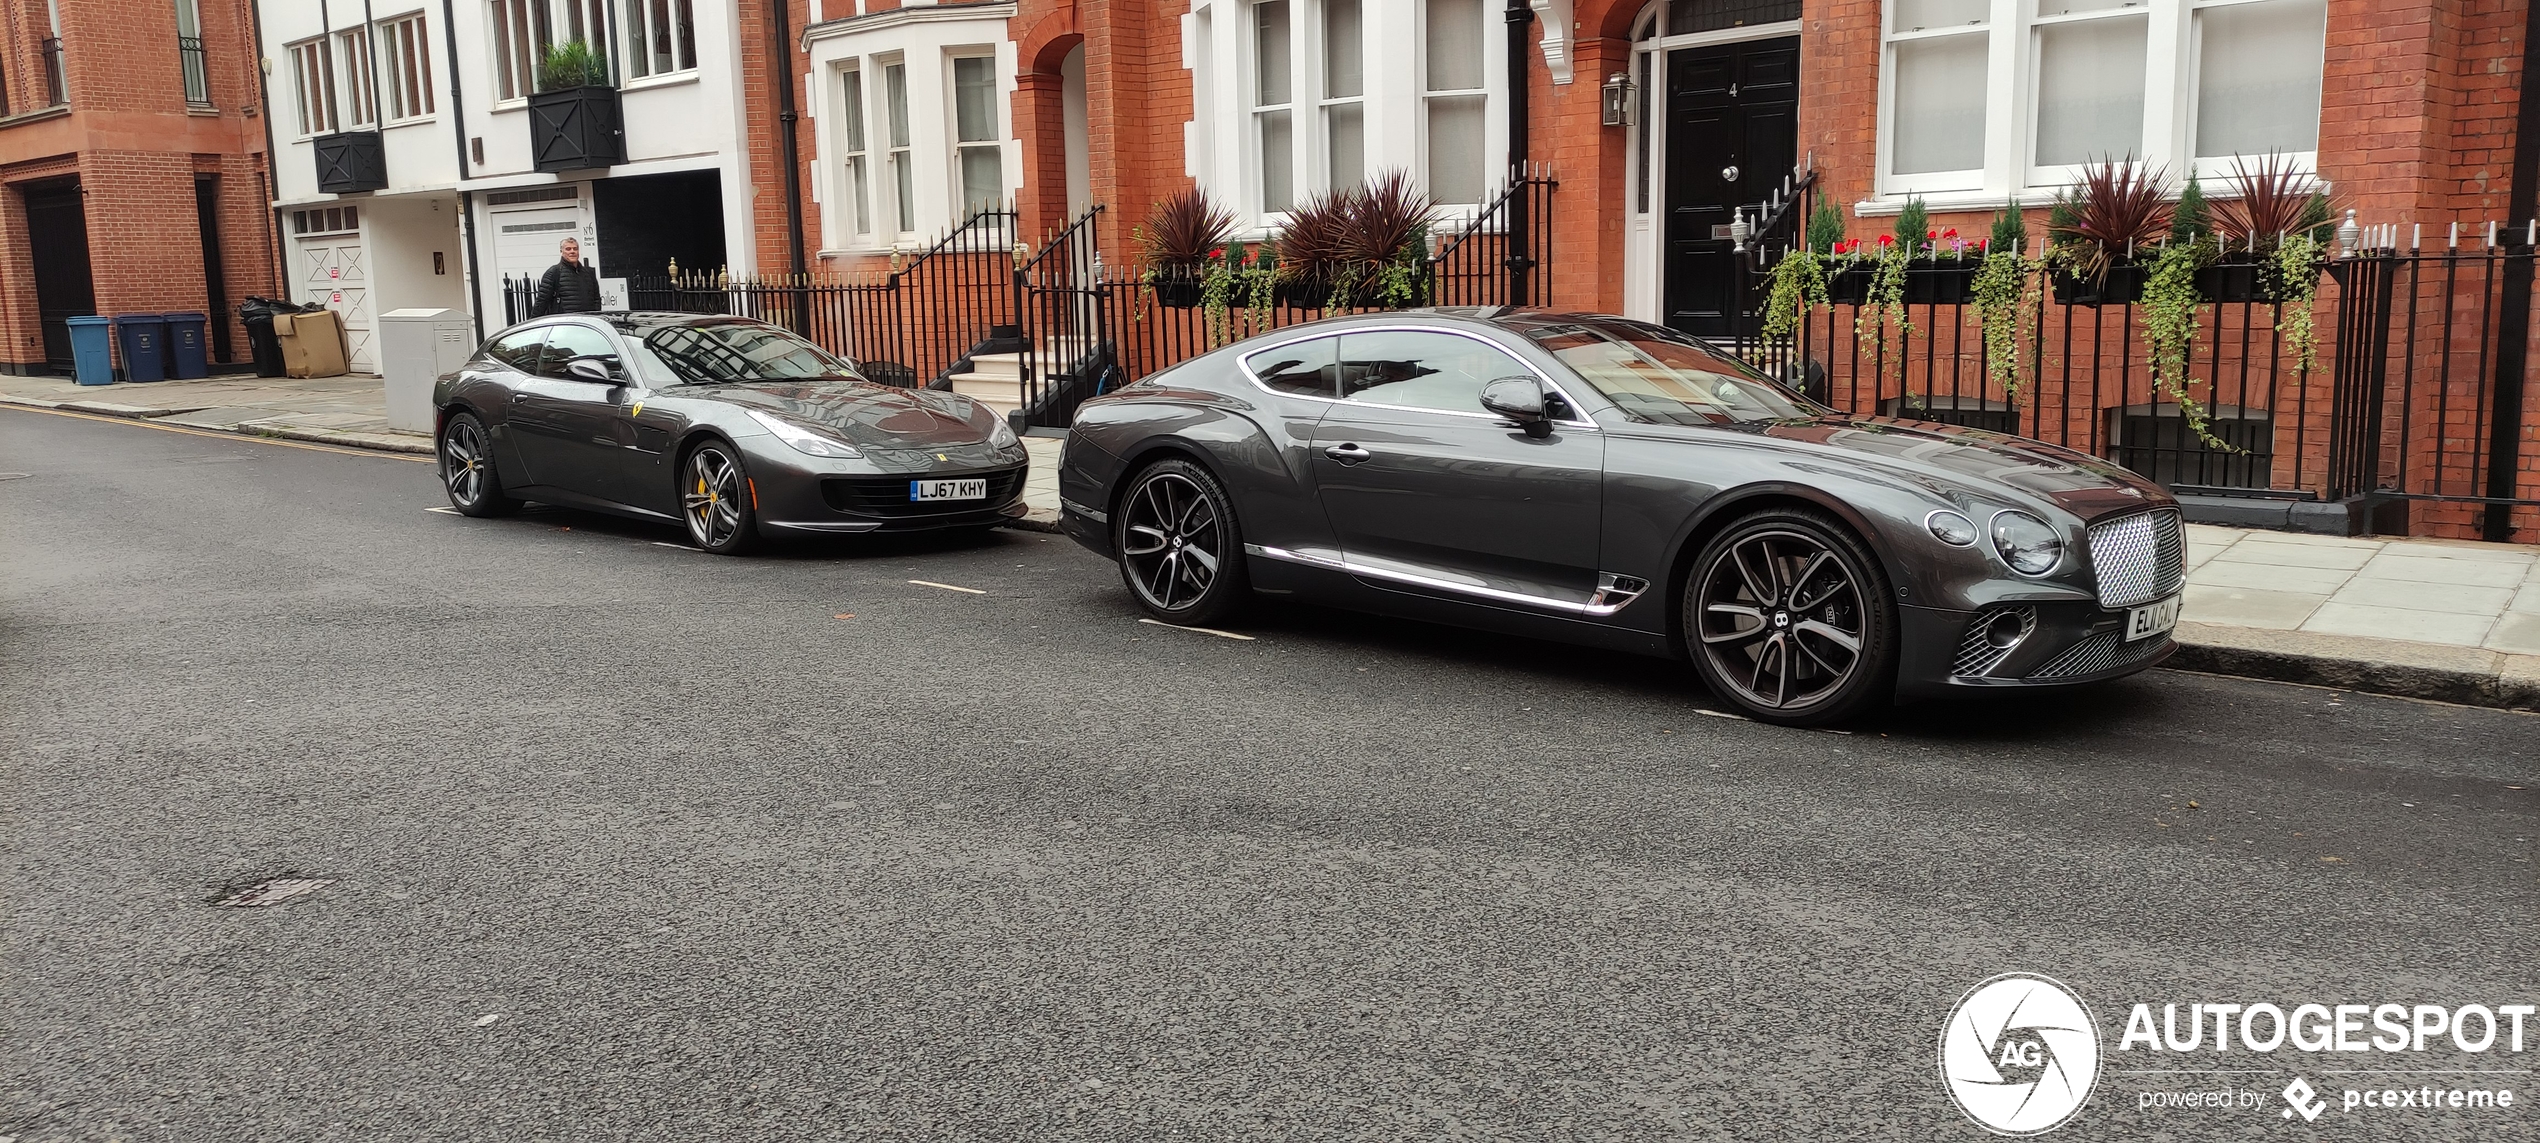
[1727, 168, 2540, 541]
[41, 37, 66, 106]
[179, 36, 210, 106]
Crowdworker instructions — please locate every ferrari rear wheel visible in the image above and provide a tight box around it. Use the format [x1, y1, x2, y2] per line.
[681, 440, 760, 555]
[1115, 458, 1248, 626]
[439, 411, 519, 517]
[1685, 507, 1896, 726]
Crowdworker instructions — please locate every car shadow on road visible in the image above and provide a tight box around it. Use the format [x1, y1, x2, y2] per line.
[455, 501, 1019, 560]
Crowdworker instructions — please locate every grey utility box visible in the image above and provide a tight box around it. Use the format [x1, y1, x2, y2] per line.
[379, 308, 474, 435]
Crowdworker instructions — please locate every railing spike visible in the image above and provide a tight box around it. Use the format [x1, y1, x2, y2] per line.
[2450, 221, 2460, 249]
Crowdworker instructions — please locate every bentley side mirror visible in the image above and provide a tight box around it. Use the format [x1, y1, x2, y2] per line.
[565, 356, 618, 385]
[1479, 376, 1553, 438]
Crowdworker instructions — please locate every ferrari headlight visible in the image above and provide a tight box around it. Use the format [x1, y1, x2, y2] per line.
[986, 416, 1020, 450]
[745, 409, 861, 459]
[1989, 510, 2065, 576]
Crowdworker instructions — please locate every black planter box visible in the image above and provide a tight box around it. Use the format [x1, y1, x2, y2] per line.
[2052, 264, 2149, 306]
[1275, 275, 1329, 310]
[313, 130, 386, 194]
[1904, 260, 1978, 305]
[2196, 255, 2323, 305]
[529, 85, 625, 173]
[1149, 275, 1205, 308]
[1825, 264, 1871, 306]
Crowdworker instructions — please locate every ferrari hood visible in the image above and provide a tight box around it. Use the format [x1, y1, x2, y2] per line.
[1754, 415, 2173, 521]
[696, 380, 994, 450]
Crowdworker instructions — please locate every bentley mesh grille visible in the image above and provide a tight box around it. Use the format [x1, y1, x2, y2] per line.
[2087, 509, 2185, 608]
[1952, 606, 2036, 679]
[2027, 630, 2173, 680]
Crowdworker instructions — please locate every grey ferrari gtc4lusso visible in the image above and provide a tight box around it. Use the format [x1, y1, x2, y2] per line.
[1056, 310, 2187, 726]
[434, 313, 1031, 553]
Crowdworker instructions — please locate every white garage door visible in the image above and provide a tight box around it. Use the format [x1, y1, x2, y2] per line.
[493, 205, 591, 305]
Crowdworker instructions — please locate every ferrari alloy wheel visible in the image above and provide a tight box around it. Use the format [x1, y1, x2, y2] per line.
[438, 411, 519, 517]
[681, 441, 760, 555]
[1686, 508, 1895, 726]
[1115, 458, 1248, 625]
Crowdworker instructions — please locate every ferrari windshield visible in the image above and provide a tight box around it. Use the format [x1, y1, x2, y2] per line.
[1524, 322, 1816, 425]
[638, 321, 862, 384]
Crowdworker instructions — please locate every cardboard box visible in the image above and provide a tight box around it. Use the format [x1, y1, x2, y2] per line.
[274, 309, 350, 378]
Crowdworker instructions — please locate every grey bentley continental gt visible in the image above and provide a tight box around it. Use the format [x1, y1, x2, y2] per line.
[1056, 310, 2186, 725]
[434, 313, 1030, 552]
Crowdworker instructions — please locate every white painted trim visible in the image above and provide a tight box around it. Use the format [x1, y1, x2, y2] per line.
[1618, 7, 1802, 323]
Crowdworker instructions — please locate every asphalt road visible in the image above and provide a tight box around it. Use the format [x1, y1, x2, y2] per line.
[2, 406, 2533, 1143]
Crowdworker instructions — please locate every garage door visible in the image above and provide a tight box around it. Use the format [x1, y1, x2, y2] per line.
[493, 204, 591, 301]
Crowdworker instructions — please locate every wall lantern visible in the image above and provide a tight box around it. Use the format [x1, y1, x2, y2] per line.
[1601, 72, 1636, 128]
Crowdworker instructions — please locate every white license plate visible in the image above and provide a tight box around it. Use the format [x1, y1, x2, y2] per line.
[2126, 594, 2183, 642]
[910, 478, 988, 502]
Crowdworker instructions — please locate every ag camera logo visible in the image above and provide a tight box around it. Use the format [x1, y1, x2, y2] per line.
[1940, 973, 2102, 1135]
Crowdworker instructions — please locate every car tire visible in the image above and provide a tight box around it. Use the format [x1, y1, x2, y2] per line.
[1114, 457, 1250, 626]
[680, 439, 761, 556]
[438, 411, 520, 518]
[1683, 506, 1897, 727]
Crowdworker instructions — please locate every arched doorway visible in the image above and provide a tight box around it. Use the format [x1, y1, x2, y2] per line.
[1062, 43, 1090, 219]
[1621, 0, 1802, 335]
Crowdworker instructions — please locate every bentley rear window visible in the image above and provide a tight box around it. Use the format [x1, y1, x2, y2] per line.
[1527, 323, 1815, 425]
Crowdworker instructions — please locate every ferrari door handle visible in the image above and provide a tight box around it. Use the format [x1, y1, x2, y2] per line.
[1324, 443, 1372, 464]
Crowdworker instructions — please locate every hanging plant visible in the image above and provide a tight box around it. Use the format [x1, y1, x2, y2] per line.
[1854, 233, 1914, 346]
[1971, 247, 2036, 401]
[2274, 232, 2325, 372]
[2140, 235, 2232, 450]
[1759, 245, 1832, 344]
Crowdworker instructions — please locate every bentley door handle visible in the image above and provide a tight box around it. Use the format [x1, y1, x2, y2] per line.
[1323, 443, 1372, 464]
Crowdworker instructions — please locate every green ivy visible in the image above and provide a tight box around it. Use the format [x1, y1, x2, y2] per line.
[1854, 241, 1914, 349]
[1761, 249, 1832, 344]
[1971, 250, 2036, 400]
[2141, 236, 2231, 450]
[2274, 233, 2324, 372]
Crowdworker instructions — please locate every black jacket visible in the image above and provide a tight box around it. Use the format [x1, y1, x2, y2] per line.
[535, 260, 602, 316]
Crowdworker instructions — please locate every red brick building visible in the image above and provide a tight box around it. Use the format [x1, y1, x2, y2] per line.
[0, 0, 278, 374]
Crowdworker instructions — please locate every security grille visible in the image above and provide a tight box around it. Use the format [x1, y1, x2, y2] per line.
[1951, 606, 2035, 679]
[2026, 630, 2171, 680]
[2086, 509, 2184, 608]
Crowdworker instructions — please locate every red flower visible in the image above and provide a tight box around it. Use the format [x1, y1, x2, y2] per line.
[1208, 246, 1226, 259]
[1878, 234, 1895, 247]
[1942, 227, 1960, 239]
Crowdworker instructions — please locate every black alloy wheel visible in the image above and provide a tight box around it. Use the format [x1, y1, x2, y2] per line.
[439, 411, 519, 517]
[681, 441, 760, 555]
[1115, 458, 1248, 625]
[1686, 508, 1895, 726]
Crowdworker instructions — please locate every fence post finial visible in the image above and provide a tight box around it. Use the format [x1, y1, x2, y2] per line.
[2337, 209, 2361, 258]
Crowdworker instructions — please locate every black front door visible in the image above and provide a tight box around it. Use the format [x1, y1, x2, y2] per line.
[23, 182, 97, 372]
[1662, 36, 1798, 338]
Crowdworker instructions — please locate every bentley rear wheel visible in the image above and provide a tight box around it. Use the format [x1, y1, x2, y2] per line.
[681, 441, 760, 555]
[1115, 458, 1248, 626]
[1685, 507, 1895, 726]
[439, 411, 519, 517]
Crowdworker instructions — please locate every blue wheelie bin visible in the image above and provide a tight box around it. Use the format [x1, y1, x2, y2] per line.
[67, 316, 114, 385]
[162, 312, 211, 379]
[111, 314, 169, 382]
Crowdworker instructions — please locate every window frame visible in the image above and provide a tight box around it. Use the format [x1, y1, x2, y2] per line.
[1871, 0, 2329, 208]
[833, 63, 873, 242]
[377, 11, 436, 123]
[337, 24, 379, 128]
[882, 57, 915, 238]
[288, 37, 339, 138]
[947, 51, 1006, 217]
[622, 0, 698, 82]
[488, 0, 612, 107]
[1418, 0, 1491, 209]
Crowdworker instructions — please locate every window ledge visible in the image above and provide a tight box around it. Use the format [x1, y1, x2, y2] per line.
[1856, 178, 2330, 217]
[186, 104, 220, 116]
[0, 104, 72, 129]
[622, 71, 700, 93]
[383, 114, 437, 128]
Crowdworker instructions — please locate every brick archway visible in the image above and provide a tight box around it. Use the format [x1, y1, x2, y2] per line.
[1016, 15, 1085, 237]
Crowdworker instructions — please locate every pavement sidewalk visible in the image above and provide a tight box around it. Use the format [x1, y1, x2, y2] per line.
[7, 370, 2534, 710]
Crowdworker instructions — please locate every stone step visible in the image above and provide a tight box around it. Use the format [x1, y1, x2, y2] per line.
[949, 374, 1022, 403]
[963, 342, 1094, 380]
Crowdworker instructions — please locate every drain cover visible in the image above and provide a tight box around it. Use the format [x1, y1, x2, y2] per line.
[214, 877, 334, 908]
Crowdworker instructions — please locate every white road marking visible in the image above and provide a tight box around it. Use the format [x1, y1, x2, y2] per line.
[1694, 708, 1749, 721]
[908, 579, 987, 595]
[651, 541, 702, 551]
[1137, 618, 1256, 641]
[423, 506, 460, 515]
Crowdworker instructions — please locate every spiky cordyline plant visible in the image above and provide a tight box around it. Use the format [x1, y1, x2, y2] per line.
[2210, 152, 2330, 254]
[2049, 158, 2174, 282]
[1139, 186, 1241, 269]
[1276, 187, 1360, 287]
[1343, 170, 1435, 306]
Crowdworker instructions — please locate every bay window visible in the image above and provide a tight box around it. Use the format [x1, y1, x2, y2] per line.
[1322, 0, 1364, 191]
[1422, 0, 1485, 206]
[885, 60, 914, 235]
[953, 55, 1004, 214]
[836, 66, 872, 239]
[1253, 0, 1294, 212]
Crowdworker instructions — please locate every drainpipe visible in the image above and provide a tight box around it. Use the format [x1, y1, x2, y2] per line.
[440, 0, 485, 339]
[2484, 0, 2540, 541]
[1504, 0, 1533, 306]
[247, 0, 286, 324]
[770, 0, 809, 327]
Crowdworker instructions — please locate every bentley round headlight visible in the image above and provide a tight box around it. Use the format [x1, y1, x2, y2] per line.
[1990, 510, 2065, 576]
[1926, 509, 1978, 546]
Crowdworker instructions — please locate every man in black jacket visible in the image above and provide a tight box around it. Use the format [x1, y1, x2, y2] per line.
[534, 238, 602, 316]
